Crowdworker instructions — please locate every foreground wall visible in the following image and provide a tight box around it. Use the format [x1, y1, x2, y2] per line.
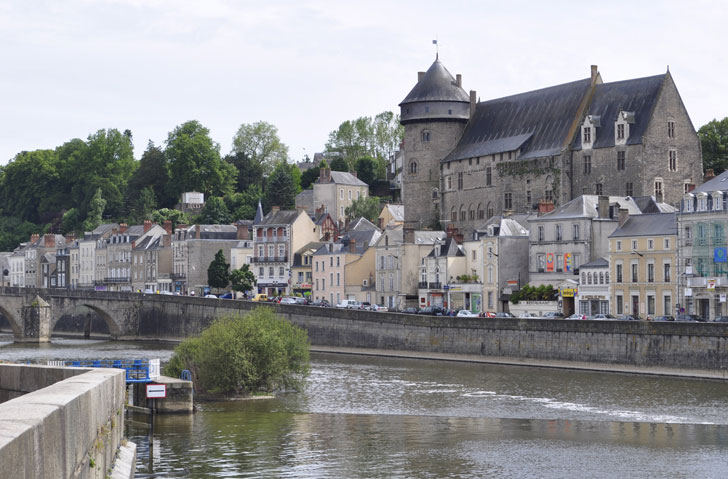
[0, 364, 129, 479]
[134, 299, 728, 370]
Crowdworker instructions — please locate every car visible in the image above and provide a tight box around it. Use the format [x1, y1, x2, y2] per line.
[280, 297, 297, 305]
[204, 294, 217, 298]
[518, 312, 537, 318]
[143, 288, 154, 294]
[542, 312, 565, 319]
[359, 301, 372, 310]
[336, 299, 361, 309]
[676, 314, 704, 322]
[252, 294, 269, 302]
[310, 299, 331, 307]
[294, 297, 309, 305]
[456, 309, 477, 317]
[712, 316, 728, 323]
[418, 306, 445, 316]
[592, 314, 617, 320]
[402, 307, 419, 314]
[566, 313, 587, 320]
[219, 292, 234, 299]
[494, 312, 514, 318]
[370, 304, 388, 312]
[651, 315, 674, 322]
[159, 290, 174, 295]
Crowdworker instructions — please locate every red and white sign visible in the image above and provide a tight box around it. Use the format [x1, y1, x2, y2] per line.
[146, 384, 167, 399]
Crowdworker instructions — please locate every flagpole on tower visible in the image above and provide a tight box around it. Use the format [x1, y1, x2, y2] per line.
[432, 38, 439, 59]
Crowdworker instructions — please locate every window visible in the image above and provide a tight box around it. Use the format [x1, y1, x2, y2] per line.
[632, 240, 638, 250]
[478, 207, 484, 220]
[460, 207, 466, 221]
[486, 167, 492, 186]
[617, 123, 625, 140]
[556, 224, 562, 241]
[595, 183, 603, 195]
[664, 295, 672, 316]
[664, 238, 670, 249]
[648, 295, 655, 315]
[337, 272, 340, 286]
[626, 182, 633, 196]
[488, 206, 494, 218]
[269, 266, 274, 276]
[647, 239, 654, 250]
[583, 126, 591, 144]
[668, 120, 675, 139]
[348, 190, 352, 200]
[664, 263, 671, 282]
[447, 176, 452, 189]
[322, 278, 326, 290]
[458, 172, 463, 190]
[410, 162, 417, 174]
[648, 263, 655, 282]
[669, 150, 677, 172]
[538, 225, 544, 242]
[504, 193, 512, 210]
[538, 254, 545, 272]
[545, 189, 553, 201]
[451, 209, 457, 222]
[573, 224, 580, 240]
[526, 190, 532, 204]
[340, 189, 344, 199]
[556, 255, 563, 272]
[655, 180, 663, 198]
[616, 295, 623, 314]
[599, 272, 604, 284]
[421, 130, 430, 142]
[617, 151, 625, 170]
[631, 263, 638, 282]
[616, 240, 622, 251]
[583, 155, 591, 174]
[587, 272, 592, 284]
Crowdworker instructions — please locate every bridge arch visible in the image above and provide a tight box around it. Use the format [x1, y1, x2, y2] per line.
[51, 302, 122, 339]
[0, 303, 22, 340]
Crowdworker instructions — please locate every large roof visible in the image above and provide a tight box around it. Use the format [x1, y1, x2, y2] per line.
[573, 74, 665, 150]
[694, 170, 728, 193]
[427, 237, 465, 257]
[445, 78, 593, 162]
[255, 210, 301, 226]
[381, 204, 404, 222]
[400, 58, 470, 106]
[580, 257, 609, 269]
[533, 195, 644, 221]
[609, 213, 677, 238]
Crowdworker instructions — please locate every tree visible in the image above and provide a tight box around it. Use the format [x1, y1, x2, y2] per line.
[224, 151, 264, 193]
[164, 307, 310, 396]
[329, 157, 349, 172]
[0, 149, 60, 223]
[263, 162, 297, 210]
[300, 166, 321, 190]
[129, 186, 157, 224]
[197, 196, 232, 224]
[207, 249, 230, 290]
[354, 156, 378, 186]
[82, 188, 106, 233]
[698, 118, 728, 174]
[127, 141, 174, 209]
[325, 112, 403, 168]
[150, 208, 190, 231]
[166, 120, 236, 199]
[225, 185, 262, 220]
[232, 121, 289, 175]
[230, 264, 256, 293]
[345, 195, 380, 223]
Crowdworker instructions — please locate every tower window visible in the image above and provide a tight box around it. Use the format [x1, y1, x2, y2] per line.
[504, 193, 512, 210]
[626, 182, 633, 196]
[669, 150, 677, 171]
[617, 151, 625, 170]
[486, 167, 492, 186]
[425, 106, 430, 113]
[583, 155, 591, 174]
[458, 172, 463, 190]
[410, 162, 417, 174]
[421, 130, 430, 142]
[668, 121, 675, 139]
[595, 183, 603, 195]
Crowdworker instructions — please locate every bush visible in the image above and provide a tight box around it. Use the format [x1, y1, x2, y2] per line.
[164, 307, 310, 396]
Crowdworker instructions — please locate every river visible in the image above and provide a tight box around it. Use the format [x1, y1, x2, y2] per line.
[2, 335, 728, 478]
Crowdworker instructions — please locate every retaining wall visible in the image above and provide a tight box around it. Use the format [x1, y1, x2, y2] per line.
[0, 364, 130, 479]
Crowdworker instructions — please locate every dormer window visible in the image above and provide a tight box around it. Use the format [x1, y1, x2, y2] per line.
[615, 111, 633, 145]
[683, 193, 694, 212]
[583, 127, 592, 144]
[617, 124, 625, 140]
[697, 192, 708, 211]
[714, 192, 724, 211]
[581, 115, 599, 149]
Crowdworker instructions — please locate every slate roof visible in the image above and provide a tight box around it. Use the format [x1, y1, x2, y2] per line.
[533, 195, 643, 221]
[580, 257, 609, 269]
[445, 78, 593, 162]
[382, 204, 404, 222]
[183, 224, 238, 240]
[694, 170, 728, 193]
[292, 241, 326, 267]
[400, 58, 470, 105]
[609, 213, 677, 238]
[414, 231, 446, 244]
[255, 210, 301, 226]
[427, 237, 465, 257]
[573, 74, 665, 150]
[630, 196, 676, 213]
[315, 171, 368, 187]
[350, 217, 380, 232]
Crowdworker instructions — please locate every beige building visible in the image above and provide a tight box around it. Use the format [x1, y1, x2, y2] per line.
[291, 242, 325, 298]
[312, 243, 352, 305]
[609, 213, 677, 318]
[313, 168, 369, 226]
[378, 204, 404, 229]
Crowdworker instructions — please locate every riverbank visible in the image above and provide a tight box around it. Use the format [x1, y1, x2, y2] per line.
[311, 345, 728, 381]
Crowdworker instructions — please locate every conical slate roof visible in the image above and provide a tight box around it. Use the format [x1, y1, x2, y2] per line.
[253, 200, 264, 225]
[400, 57, 470, 106]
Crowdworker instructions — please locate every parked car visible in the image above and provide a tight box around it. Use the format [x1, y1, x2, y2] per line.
[336, 299, 361, 309]
[651, 315, 674, 322]
[280, 297, 297, 305]
[418, 306, 445, 316]
[370, 304, 388, 312]
[311, 299, 331, 307]
[219, 292, 234, 299]
[712, 316, 728, 323]
[456, 309, 477, 317]
[294, 297, 309, 305]
[143, 288, 154, 294]
[566, 313, 587, 320]
[252, 294, 269, 302]
[359, 302, 372, 310]
[592, 314, 617, 320]
[676, 314, 704, 322]
[494, 312, 514, 318]
[518, 312, 537, 318]
[542, 312, 565, 319]
[204, 294, 217, 298]
[402, 307, 419, 314]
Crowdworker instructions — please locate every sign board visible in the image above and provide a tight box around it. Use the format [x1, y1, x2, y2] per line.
[685, 288, 693, 297]
[146, 384, 167, 399]
[561, 288, 576, 298]
[708, 278, 717, 291]
[507, 280, 519, 287]
[721, 294, 727, 303]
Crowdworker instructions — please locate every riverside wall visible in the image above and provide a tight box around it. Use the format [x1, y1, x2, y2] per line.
[0, 364, 132, 479]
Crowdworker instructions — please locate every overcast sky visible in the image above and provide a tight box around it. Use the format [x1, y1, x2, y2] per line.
[1, 0, 726, 165]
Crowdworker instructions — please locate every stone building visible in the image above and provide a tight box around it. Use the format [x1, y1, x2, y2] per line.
[399, 58, 703, 236]
[296, 168, 370, 227]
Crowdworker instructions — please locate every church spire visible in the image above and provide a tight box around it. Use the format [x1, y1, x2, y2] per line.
[254, 200, 264, 224]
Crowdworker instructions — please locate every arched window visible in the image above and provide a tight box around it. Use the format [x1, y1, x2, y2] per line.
[581, 272, 586, 284]
[587, 272, 592, 284]
[487, 205, 494, 218]
[421, 130, 431, 142]
[477, 203, 484, 220]
[459, 205, 466, 221]
[599, 272, 604, 284]
[469, 204, 475, 220]
[451, 208, 457, 222]
[410, 161, 417, 174]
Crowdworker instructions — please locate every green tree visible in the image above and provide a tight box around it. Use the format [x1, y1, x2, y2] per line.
[698, 118, 728, 174]
[82, 188, 106, 233]
[345, 195, 380, 223]
[263, 162, 297, 210]
[329, 157, 349, 172]
[300, 166, 320, 190]
[325, 112, 403, 168]
[0, 149, 60, 223]
[232, 121, 289, 175]
[224, 151, 264, 193]
[207, 249, 230, 290]
[198, 196, 232, 224]
[129, 186, 157, 224]
[225, 185, 262, 220]
[127, 141, 174, 209]
[166, 120, 236, 199]
[354, 156, 377, 186]
[230, 264, 256, 293]
[164, 307, 310, 396]
[150, 208, 190, 230]
[0, 217, 39, 252]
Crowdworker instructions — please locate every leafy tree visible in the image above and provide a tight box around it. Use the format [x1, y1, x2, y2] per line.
[300, 166, 321, 190]
[263, 162, 297, 210]
[164, 307, 310, 396]
[82, 188, 106, 233]
[207, 249, 230, 290]
[345, 195, 380, 223]
[329, 157, 349, 172]
[232, 121, 289, 175]
[129, 186, 157, 224]
[0, 149, 60, 223]
[698, 118, 728, 174]
[0, 217, 39, 252]
[225, 185, 262, 220]
[151, 208, 190, 230]
[127, 141, 174, 209]
[325, 112, 403, 168]
[288, 162, 302, 194]
[224, 151, 264, 193]
[354, 156, 377, 186]
[166, 120, 236, 199]
[198, 196, 232, 224]
[230, 264, 256, 293]
[372, 111, 404, 162]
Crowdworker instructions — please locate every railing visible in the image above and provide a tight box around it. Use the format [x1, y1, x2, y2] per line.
[171, 273, 186, 280]
[103, 277, 130, 283]
[418, 281, 428, 288]
[55, 359, 159, 383]
[251, 256, 288, 263]
[428, 282, 442, 289]
[255, 236, 287, 243]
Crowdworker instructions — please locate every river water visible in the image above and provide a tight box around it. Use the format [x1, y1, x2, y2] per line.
[2, 335, 728, 478]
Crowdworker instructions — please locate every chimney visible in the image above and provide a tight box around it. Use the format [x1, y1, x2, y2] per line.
[591, 65, 598, 82]
[64, 233, 75, 243]
[30, 233, 39, 243]
[236, 222, 249, 240]
[470, 90, 477, 117]
[163, 220, 172, 235]
[195, 224, 201, 239]
[705, 169, 716, 181]
[687, 183, 696, 193]
[538, 200, 555, 216]
[319, 167, 331, 182]
[143, 220, 151, 233]
[349, 237, 357, 253]
[119, 223, 128, 234]
[271, 206, 280, 213]
[111, 228, 118, 236]
[44, 234, 55, 248]
[418, 71, 425, 82]
[403, 227, 415, 244]
[456, 74, 462, 87]
[618, 208, 630, 227]
[162, 234, 172, 248]
[352, 171, 357, 178]
[597, 195, 610, 219]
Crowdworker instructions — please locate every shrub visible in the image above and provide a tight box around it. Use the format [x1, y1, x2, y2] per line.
[164, 307, 310, 396]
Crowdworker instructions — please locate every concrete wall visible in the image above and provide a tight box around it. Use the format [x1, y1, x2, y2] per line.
[0, 364, 128, 479]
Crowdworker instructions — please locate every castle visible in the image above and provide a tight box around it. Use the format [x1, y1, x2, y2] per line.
[399, 57, 703, 235]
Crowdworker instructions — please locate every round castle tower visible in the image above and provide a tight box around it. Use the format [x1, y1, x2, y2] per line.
[399, 56, 472, 230]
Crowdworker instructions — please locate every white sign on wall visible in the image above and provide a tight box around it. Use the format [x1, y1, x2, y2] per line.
[146, 384, 167, 399]
[721, 294, 727, 303]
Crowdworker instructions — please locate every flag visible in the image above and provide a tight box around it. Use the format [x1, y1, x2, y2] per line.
[432, 39, 437, 44]
[715, 247, 727, 263]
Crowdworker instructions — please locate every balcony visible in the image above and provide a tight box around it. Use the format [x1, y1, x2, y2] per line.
[171, 273, 186, 280]
[428, 282, 442, 289]
[251, 256, 288, 263]
[255, 236, 287, 243]
[104, 277, 130, 283]
[687, 277, 728, 288]
[418, 281, 428, 288]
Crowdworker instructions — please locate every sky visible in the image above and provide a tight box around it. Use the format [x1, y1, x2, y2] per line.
[1, 0, 726, 165]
